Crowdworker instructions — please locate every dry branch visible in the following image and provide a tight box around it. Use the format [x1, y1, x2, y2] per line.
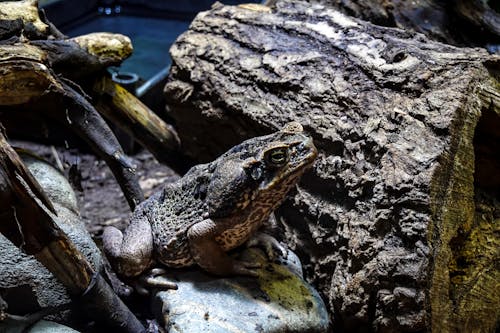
[0, 0, 181, 209]
[0, 129, 144, 332]
[93, 76, 182, 167]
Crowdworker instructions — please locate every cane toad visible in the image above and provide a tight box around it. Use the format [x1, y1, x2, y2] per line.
[103, 122, 317, 281]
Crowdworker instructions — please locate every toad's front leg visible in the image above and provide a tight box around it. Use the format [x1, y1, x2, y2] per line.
[103, 215, 154, 278]
[187, 219, 261, 276]
[103, 216, 177, 294]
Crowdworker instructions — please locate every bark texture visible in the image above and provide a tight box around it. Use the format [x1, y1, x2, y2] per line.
[282, 0, 500, 49]
[164, 1, 500, 332]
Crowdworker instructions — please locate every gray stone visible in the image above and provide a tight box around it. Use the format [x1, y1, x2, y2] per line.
[27, 320, 81, 333]
[152, 248, 329, 333]
[0, 319, 80, 333]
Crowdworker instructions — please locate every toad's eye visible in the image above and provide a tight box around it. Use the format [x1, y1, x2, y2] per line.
[265, 147, 289, 167]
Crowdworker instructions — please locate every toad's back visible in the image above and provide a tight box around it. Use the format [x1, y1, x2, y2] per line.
[137, 165, 211, 267]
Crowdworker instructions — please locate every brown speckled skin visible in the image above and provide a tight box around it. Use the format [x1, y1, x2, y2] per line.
[103, 122, 317, 277]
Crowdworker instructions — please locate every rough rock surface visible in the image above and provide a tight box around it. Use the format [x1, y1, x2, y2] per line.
[152, 248, 329, 333]
[0, 153, 102, 321]
[163, 1, 499, 331]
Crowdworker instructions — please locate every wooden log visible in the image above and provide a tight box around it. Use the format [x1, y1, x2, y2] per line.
[0, 33, 133, 102]
[0, 44, 61, 106]
[31, 33, 133, 79]
[163, 1, 500, 332]
[1, 0, 133, 76]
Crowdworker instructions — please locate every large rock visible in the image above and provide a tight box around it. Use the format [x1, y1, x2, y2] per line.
[152, 248, 329, 333]
[164, 1, 500, 332]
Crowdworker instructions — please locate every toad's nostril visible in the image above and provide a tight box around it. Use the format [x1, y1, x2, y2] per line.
[297, 136, 315, 151]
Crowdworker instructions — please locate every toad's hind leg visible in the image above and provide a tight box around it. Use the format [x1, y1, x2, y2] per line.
[187, 219, 261, 276]
[103, 215, 153, 278]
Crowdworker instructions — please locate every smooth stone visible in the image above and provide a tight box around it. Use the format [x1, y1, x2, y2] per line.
[0, 319, 81, 333]
[27, 320, 81, 333]
[152, 248, 329, 333]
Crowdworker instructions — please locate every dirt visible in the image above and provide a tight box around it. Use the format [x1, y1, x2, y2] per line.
[11, 140, 179, 237]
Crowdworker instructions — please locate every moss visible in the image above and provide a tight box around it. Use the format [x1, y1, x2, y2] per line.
[430, 81, 499, 332]
[242, 249, 321, 314]
[259, 263, 315, 312]
[429, 106, 477, 332]
[449, 190, 500, 332]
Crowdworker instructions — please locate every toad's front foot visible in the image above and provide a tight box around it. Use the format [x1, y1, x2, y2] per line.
[246, 232, 288, 261]
[134, 268, 178, 296]
[230, 260, 262, 277]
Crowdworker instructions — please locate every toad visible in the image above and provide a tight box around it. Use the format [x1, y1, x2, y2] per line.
[103, 122, 317, 286]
